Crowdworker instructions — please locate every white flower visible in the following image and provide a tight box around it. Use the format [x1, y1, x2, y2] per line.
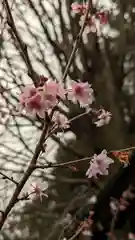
[86, 150, 114, 178]
[31, 181, 48, 201]
[82, 230, 92, 236]
[67, 81, 94, 107]
[95, 109, 111, 127]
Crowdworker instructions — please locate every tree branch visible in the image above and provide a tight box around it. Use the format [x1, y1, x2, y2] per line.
[0, 172, 18, 185]
[0, 0, 92, 230]
[0, 120, 48, 229]
[4, 0, 37, 85]
[62, 0, 91, 82]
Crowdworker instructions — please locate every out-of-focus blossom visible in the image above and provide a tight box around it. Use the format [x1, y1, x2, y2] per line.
[119, 196, 129, 211]
[79, 15, 98, 35]
[52, 111, 69, 129]
[31, 182, 48, 202]
[96, 11, 108, 24]
[88, 195, 97, 204]
[86, 150, 114, 178]
[122, 189, 135, 200]
[94, 109, 112, 127]
[60, 213, 72, 226]
[76, 2, 109, 35]
[118, 187, 135, 211]
[110, 199, 118, 214]
[84, 19, 97, 33]
[71, 2, 88, 14]
[112, 151, 130, 167]
[68, 81, 94, 107]
[82, 230, 92, 236]
[128, 233, 135, 240]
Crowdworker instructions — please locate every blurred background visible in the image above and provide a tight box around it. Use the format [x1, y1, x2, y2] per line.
[1, 0, 135, 239]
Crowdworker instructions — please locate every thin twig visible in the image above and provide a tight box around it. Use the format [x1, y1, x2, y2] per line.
[35, 146, 135, 169]
[35, 156, 92, 169]
[0, 172, 18, 185]
[62, 0, 91, 82]
[68, 109, 91, 123]
[68, 225, 84, 240]
[4, 0, 37, 84]
[0, 121, 48, 229]
[1, 0, 91, 230]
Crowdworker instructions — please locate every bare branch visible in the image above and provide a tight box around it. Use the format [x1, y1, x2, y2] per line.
[4, 0, 38, 84]
[0, 172, 18, 185]
[0, 119, 49, 229]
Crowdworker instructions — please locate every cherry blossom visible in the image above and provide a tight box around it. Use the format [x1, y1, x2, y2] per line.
[84, 17, 97, 33]
[19, 85, 37, 107]
[52, 111, 69, 129]
[94, 109, 112, 127]
[73, 1, 109, 35]
[19, 85, 46, 118]
[128, 233, 135, 240]
[86, 150, 114, 178]
[19, 80, 66, 117]
[71, 2, 88, 14]
[110, 199, 118, 214]
[96, 11, 108, 24]
[68, 81, 94, 107]
[43, 81, 66, 101]
[31, 182, 48, 202]
[25, 93, 46, 118]
[119, 197, 129, 211]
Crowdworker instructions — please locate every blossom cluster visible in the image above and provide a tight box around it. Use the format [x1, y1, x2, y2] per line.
[19, 80, 63, 118]
[20, 81, 94, 118]
[71, 2, 109, 34]
[86, 150, 114, 178]
[19, 77, 112, 129]
[19, 80, 94, 118]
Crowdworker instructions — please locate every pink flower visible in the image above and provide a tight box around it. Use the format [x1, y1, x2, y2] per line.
[128, 233, 135, 240]
[95, 109, 112, 127]
[122, 189, 135, 200]
[19, 85, 37, 106]
[68, 81, 94, 107]
[86, 150, 114, 178]
[19, 85, 46, 118]
[119, 197, 129, 211]
[71, 2, 88, 14]
[52, 111, 69, 129]
[25, 94, 46, 118]
[19, 81, 66, 117]
[31, 182, 48, 202]
[96, 11, 108, 24]
[86, 161, 103, 179]
[71, 2, 82, 13]
[43, 81, 66, 105]
[80, 15, 97, 33]
[44, 81, 58, 97]
[57, 83, 66, 100]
